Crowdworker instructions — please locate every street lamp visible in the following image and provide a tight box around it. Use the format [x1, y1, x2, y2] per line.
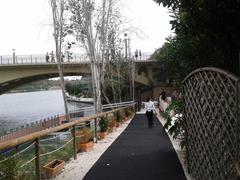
[12, 49, 16, 64]
[124, 33, 128, 59]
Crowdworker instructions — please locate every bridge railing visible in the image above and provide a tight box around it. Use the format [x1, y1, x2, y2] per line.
[0, 54, 90, 65]
[129, 51, 152, 61]
[0, 52, 153, 65]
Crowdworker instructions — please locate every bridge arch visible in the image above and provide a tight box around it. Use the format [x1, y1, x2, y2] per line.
[0, 63, 91, 94]
[0, 61, 160, 95]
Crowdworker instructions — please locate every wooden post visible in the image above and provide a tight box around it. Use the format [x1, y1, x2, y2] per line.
[72, 126, 77, 160]
[94, 118, 98, 143]
[35, 138, 40, 180]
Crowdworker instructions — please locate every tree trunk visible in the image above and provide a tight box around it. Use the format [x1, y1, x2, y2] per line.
[90, 61, 102, 114]
[51, 0, 70, 121]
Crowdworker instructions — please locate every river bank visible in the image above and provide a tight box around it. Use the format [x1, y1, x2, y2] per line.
[0, 90, 92, 135]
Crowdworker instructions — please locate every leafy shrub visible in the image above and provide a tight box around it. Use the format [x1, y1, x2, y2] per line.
[99, 117, 109, 132]
[77, 127, 94, 144]
[115, 111, 121, 123]
[0, 153, 26, 180]
[124, 108, 130, 117]
[108, 117, 116, 128]
[162, 100, 185, 149]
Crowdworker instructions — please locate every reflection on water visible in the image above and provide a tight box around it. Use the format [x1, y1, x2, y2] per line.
[0, 90, 92, 134]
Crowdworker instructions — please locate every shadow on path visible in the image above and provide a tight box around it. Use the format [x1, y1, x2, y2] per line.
[83, 114, 186, 180]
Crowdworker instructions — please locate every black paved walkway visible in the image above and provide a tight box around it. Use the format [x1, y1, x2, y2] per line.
[83, 114, 187, 180]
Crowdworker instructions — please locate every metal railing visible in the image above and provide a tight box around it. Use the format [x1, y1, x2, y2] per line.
[0, 52, 152, 65]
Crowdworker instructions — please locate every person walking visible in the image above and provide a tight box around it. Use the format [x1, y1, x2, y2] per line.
[145, 97, 157, 128]
[61, 52, 64, 62]
[139, 50, 142, 60]
[135, 49, 138, 60]
[171, 89, 178, 102]
[50, 51, 55, 62]
[45, 52, 49, 62]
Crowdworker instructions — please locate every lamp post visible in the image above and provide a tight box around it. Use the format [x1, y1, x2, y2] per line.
[12, 49, 16, 64]
[124, 33, 128, 59]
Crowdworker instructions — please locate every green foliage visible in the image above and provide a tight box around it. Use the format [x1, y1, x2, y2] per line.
[115, 111, 122, 123]
[76, 127, 94, 144]
[0, 153, 26, 180]
[99, 117, 109, 132]
[153, 0, 240, 76]
[162, 100, 185, 149]
[65, 81, 92, 97]
[151, 36, 197, 83]
[11, 80, 60, 93]
[124, 108, 130, 117]
[101, 62, 133, 103]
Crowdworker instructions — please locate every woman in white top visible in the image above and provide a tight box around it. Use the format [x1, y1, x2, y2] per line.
[145, 97, 156, 128]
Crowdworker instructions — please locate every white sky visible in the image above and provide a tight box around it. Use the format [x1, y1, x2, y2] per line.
[0, 0, 172, 55]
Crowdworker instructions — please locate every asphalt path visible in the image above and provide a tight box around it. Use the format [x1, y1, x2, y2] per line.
[83, 114, 187, 180]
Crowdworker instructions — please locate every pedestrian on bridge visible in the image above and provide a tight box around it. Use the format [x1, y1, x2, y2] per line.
[50, 51, 55, 62]
[135, 49, 138, 60]
[145, 97, 157, 128]
[45, 52, 49, 62]
[139, 50, 142, 60]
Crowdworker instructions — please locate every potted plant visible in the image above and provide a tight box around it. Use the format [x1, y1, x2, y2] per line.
[124, 108, 131, 121]
[120, 111, 126, 122]
[43, 159, 65, 178]
[99, 116, 109, 139]
[76, 127, 94, 152]
[115, 111, 123, 127]
[108, 116, 116, 133]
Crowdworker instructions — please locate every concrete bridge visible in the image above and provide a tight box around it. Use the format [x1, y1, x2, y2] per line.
[0, 57, 162, 94]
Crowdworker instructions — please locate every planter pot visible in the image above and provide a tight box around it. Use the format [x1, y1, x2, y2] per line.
[99, 131, 108, 139]
[116, 122, 122, 127]
[43, 159, 65, 178]
[78, 141, 94, 152]
[108, 126, 116, 133]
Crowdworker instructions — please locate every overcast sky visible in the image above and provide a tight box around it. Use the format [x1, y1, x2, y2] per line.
[0, 0, 172, 55]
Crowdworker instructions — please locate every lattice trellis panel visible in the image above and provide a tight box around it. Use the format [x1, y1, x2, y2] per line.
[182, 67, 240, 180]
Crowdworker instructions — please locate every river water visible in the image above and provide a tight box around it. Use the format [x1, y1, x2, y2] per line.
[0, 90, 92, 134]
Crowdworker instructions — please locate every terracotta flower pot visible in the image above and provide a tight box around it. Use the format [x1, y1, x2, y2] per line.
[116, 122, 122, 127]
[78, 141, 94, 152]
[108, 126, 116, 133]
[43, 159, 65, 178]
[99, 131, 108, 139]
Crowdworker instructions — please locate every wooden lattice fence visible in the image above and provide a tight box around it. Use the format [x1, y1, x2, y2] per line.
[182, 67, 240, 180]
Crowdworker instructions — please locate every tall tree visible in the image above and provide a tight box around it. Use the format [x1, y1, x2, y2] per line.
[50, 0, 70, 121]
[154, 0, 240, 75]
[67, 0, 130, 111]
[67, 0, 102, 113]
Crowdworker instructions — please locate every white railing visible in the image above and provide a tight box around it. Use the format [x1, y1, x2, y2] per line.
[0, 52, 153, 65]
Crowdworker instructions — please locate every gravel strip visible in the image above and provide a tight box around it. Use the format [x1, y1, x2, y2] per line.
[55, 119, 133, 180]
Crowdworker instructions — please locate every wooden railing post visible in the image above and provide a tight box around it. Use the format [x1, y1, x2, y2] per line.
[35, 138, 40, 180]
[72, 125, 77, 160]
[94, 118, 98, 143]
